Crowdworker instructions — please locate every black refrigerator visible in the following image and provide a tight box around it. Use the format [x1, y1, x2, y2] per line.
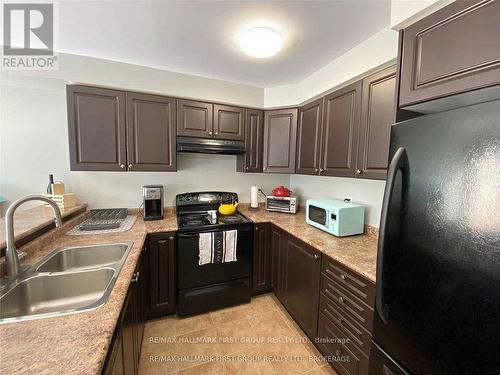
[370, 100, 500, 375]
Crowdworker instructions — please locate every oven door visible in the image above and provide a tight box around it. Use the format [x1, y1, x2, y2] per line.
[307, 204, 328, 227]
[177, 226, 253, 290]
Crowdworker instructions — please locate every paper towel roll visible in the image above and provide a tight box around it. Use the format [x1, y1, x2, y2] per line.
[250, 186, 259, 208]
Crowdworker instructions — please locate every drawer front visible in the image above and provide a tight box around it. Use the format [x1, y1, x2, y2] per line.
[321, 275, 374, 332]
[320, 293, 372, 356]
[317, 312, 369, 375]
[322, 256, 375, 307]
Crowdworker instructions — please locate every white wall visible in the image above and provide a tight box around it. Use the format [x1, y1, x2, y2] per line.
[0, 61, 288, 211]
[264, 27, 399, 108]
[290, 175, 386, 228]
[390, 0, 454, 30]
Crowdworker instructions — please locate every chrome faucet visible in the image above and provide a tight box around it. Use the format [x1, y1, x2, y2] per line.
[4, 195, 63, 279]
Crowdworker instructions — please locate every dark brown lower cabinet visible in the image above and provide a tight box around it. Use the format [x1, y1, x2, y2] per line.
[148, 233, 176, 319]
[269, 224, 321, 339]
[252, 223, 272, 294]
[102, 249, 147, 375]
[317, 255, 376, 375]
[283, 234, 321, 339]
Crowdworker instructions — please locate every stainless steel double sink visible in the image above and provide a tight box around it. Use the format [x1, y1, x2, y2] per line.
[0, 242, 133, 324]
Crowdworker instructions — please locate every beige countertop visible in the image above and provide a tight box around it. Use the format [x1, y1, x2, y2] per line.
[0, 203, 88, 250]
[0, 205, 376, 374]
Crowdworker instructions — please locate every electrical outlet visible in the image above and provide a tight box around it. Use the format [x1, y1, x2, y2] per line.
[344, 195, 352, 202]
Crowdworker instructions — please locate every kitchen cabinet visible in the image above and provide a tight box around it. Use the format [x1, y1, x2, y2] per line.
[296, 98, 324, 175]
[67, 85, 177, 172]
[317, 255, 376, 375]
[176, 99, 213, 138]
[263, 108, 298, 174]
[103, 250, 146, 375]
[67, 85, 127, 171]
[237, 109, 264, 173]
[213, 104, 245, 141]
[356, 65, 396, 180]
[398, 0, 500, 108]
[148, 232, 176, 318]
[126, 92, 177, 172]
[252, 223, 272, 294]
[283, 234, 321, 339]
[270, 224, 286, 299]
[321, 81, 362, 178]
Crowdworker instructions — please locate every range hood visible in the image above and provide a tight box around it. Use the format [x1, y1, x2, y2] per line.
[177, 136, 246, 155]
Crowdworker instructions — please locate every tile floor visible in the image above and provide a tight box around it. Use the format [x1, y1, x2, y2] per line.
[139, 293, 338, 375]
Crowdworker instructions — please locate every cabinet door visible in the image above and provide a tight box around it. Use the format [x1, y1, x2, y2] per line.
[176, 99, 213, 138]
[283, 234, 321, 339]
[399, 0, 500, 107]
[271, 225, 286, 299]
[149, 233, 176, 318]
[321, 82, 362, 178]
[263, 108, 298, 174]
[356, 65, 396, 180]
[237, 109, 264, 172]
[121, 290, 137, 375]
[67, 85, 127, 171]
[126, 93, 176, 172]
[253, 223, 271, 294]
[296, 99, 324, 175]
[213, 104, 245, 140]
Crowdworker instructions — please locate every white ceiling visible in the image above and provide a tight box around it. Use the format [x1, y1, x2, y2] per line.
[59, 1, 391, 88]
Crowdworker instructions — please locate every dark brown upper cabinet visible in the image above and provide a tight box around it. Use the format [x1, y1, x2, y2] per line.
[237, 109, 264, 173]
[213, 104, 245, 141]
[67, 85, 127, 171]
[126, 92, 177, 172]
[263, 108, 298, 174]
[321, 81, 362, 178]
[176, 99, 213, 138]
[296, 98, 324, 175]
[356, 65, 396, 180]
[399, 0, 500, 108]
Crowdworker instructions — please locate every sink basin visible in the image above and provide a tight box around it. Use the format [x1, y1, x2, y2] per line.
[0, 241, 133, 323]
[36, 243, 129, 273]
[0, 268, 115, 322]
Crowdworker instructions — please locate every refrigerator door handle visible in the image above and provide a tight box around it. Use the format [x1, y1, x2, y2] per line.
[376, 147, 409, 324]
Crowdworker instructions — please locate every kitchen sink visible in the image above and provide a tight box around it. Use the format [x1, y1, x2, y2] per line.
[0, 242, 133, 323]
[0, 268, 115, 322]
[36, 243, 130, 273]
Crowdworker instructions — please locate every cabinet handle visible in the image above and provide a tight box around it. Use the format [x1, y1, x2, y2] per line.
[214, 132, 219, 136]
[319, 168, 324, 174]
[340, 273, 347, 280]
[120, 164, 126, 169]
[314, 254, 320, 260]
[131, 271, 140, 283]
[128, 164, 133, 169]
[339, 296, 344, 303]
[263, 167, 267, 170]
[356, 169, 362, 175]
[246, 166, 249, 170]
[169, 236, 174, 240]
[335, 349, 342, 356]
[314, 168, 319, 172]
[209, 131, 213, 136]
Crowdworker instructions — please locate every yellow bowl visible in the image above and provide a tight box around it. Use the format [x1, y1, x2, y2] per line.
[218, 203, 238, 215]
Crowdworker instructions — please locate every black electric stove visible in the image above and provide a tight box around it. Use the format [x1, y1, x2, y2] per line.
[175, 192, 253, 317]
[176, 192, 252, 232]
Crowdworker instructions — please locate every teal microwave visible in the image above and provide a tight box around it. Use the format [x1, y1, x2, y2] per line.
[306, 198, 365, 237]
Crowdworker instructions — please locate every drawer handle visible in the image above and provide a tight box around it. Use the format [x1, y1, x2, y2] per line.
[340, 273, 347, 280]
[339, 296, 344, 303]
[314, 254, 320, 260]
[335, 349, 342, 356]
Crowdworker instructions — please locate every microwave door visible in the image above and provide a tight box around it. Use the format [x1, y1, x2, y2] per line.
[309, 205, 327, 226]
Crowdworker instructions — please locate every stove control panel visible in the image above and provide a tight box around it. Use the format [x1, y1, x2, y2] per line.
[176, 192, 238, 207]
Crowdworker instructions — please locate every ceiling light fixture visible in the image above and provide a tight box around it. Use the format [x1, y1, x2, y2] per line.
[240, 27, 282, 58]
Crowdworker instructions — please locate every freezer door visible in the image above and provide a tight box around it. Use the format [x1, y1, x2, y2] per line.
[373, 101, 500, 375]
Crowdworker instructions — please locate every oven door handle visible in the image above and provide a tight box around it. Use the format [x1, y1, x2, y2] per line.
[177, 227, 253, 238]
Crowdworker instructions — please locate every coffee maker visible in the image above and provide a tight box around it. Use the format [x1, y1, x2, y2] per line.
[143, 185, 164, 221]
